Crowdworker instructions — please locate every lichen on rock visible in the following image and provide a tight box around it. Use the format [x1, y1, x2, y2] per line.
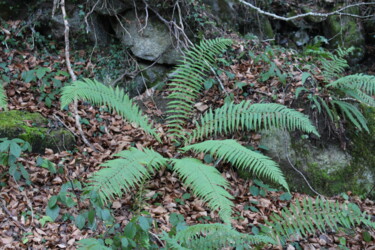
[0, 110, 76, 153]
[255, 128, 374, 197]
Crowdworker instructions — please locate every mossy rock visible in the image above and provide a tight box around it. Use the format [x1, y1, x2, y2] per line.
[323, 6, 365, 63]
[251, 128, 374, 197]
[348, 106, 375, 198]
[0, 110, 76, 153]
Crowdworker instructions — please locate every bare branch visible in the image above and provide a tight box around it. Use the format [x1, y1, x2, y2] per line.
[238, 0, 375, 21]
[60, 0, 98, 152]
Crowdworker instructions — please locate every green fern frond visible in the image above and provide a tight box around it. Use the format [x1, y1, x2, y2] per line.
[316, 96, 335, 121]
[0, 84, 7, 110]
[327, 74, 375, 96]
[331, 100, 369, 132]
[263, 197, 374, 243]
[186, 102, 319, 143]
[172, 158, 234, 223]
[86, 147, 166, 204]
[170, 223, 275, 249]
[183, 140, 289, 191]
[166, 38, 232, 139]
[342, 89, 375, 107]
[320, 47, 352, 81]
[60, 78, 158, 138]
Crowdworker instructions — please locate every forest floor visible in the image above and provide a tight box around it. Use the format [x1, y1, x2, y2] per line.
[0, 33, 375, 249]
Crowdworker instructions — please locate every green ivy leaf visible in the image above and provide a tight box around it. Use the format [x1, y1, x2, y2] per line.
[121, 237, 128, 247]
[65, 196, 76, 208]
[279, 192, 292, 201]
[88, 209, 96, 225]
[75, 214, 86, 229]
[182, 193, 191, 200]
[301, 72, 311, 85]
[9, 141, 22, 158]
[46, 205, 60, 221]
[363, 231, 372, 242]
[250, 186, 259, 196]
[39, 216, 54, 227]
[101, 209, 111, 221]
[138, 216, 150, 231]
[203, 154, 213, 164]
[252, 226, 260, 235]
[48, 196, 58, 208]
[123, 222, 136, 238]
[22, 70, 36, 83]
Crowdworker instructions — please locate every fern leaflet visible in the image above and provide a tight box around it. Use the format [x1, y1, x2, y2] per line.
[172, 158, 233, 224]
[331, 100, 369, 132]
[166, 38, 232, 139]
[86, 148, 166, 204]
[0, 84, 7, 110]
[186, 102, 319, 143]
[60, 78, 158, 139]
[183, 140, 289, 191]
[327, 73, 375, 96]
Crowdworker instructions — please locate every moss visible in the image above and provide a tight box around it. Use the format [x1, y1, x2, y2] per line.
[0, 110, 75, 153]
[261, 19, 274, 39]
[304, 160, 366, 196]
[287, 138, 369, 196]
[324, 6, 365, 62]
[348, 106, 375, 198]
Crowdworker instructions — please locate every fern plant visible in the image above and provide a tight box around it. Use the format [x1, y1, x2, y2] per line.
[161, 223, 276, 249]
[299, 47, 375, 132]
[166, 38, 233, 139]
[0, 83, 7, 110]
[61, 39, 319, 247]
[261, 197, 375, 245]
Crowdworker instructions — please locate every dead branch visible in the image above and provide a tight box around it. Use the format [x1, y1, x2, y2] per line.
[238, 0, 375, 21]
[59, 0, 98, 152]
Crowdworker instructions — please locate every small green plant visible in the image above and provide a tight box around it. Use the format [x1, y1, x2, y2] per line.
[22, 66, 68, 107]
[297, 47, 375, 132]
[0, 138, 32, 185]
[249, 179, 278, 197]
[77, 213, 158, 250]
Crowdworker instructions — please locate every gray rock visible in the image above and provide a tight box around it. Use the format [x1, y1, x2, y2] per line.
[293, 30, 310, 47]
[39, 7, 110, 46]
[88, 0, 132, 16]
[113, 10, 182, 65]
[120, 62, 170, 97]
[202, 0, 237, 24]
[0, 110, 75, 153]
[256, 129, 374, 195]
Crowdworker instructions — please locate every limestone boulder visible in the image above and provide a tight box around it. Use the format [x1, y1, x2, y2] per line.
[38, 6, 110, 46]
[0, 110, 76, 153]
[240, 128, 375, 196]
[114, 10, 182, 65]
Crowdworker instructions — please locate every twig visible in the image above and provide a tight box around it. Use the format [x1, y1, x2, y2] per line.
[283, 134, 324, 197]
[238, 0, 375, 21]
[60, 0, 98, 152]
[0, 197, 29, 232]
[149, 231, 165, 247]
[52, 114, 78, 137]
[67, 173, 81, 210]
